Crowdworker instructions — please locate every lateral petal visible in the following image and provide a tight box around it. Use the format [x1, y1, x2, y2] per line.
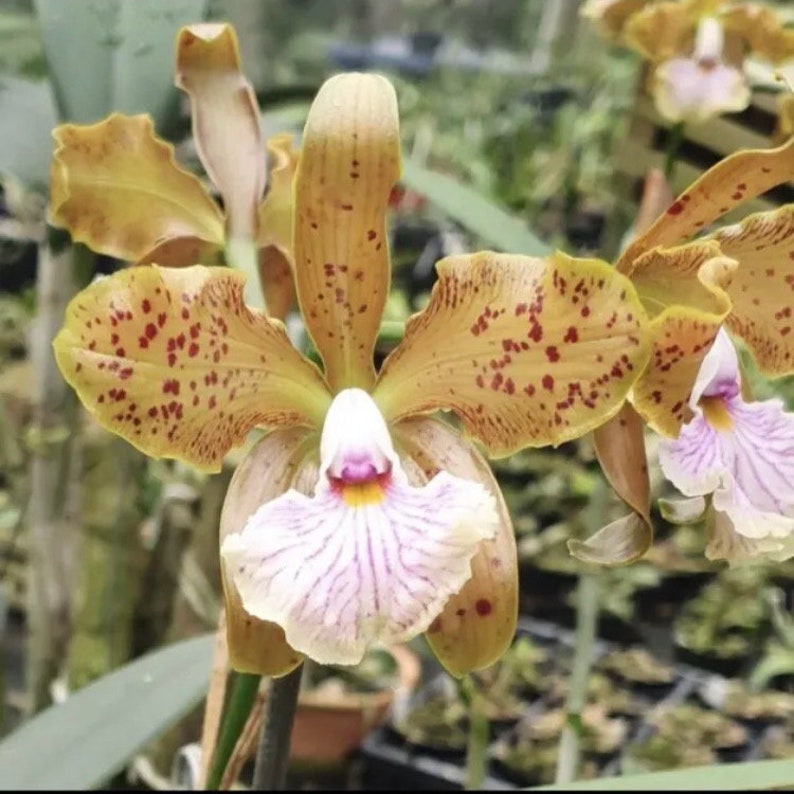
[49, 114, 224, 262]
[293, 73, 401, 390]
[176, 24, 265, 239]
[713, 207, 794, 375]
[219, 428, 316, 676]
[617, 136, 794, 272]
[374, 251, 650, 456]
[53, 265, 331, 472]
[626, 243, 735, 436]
[394, 416, 517, 677]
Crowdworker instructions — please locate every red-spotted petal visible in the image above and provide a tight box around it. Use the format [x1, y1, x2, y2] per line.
[53, 266, 331, 472]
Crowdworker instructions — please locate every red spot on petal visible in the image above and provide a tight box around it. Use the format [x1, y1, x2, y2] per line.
[475, 599, 492, 617]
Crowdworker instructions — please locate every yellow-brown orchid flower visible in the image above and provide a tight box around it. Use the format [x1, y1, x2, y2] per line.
[53, 73, 652, 676]
[580, 0, 651, 39]
[595, 0, 794, 123]
[48, 23, 298, 317]
[577, 137, 794, 565]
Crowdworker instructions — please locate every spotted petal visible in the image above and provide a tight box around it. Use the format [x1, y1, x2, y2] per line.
[659, 397, 794, 561]
[712, 207, 794, 375]
[293, 73, 401, 391]
[219, 427, 316, 676]
[53, 265, 331, 472]
[626, 242, 736, 436]
[176, 24, 265, 239]
[373, 251, 650, 457]
[49, 114, 224, 263]
[221, 451, 497, 666]
[395, 416, 517, 676]
[618, 135, 794, 271]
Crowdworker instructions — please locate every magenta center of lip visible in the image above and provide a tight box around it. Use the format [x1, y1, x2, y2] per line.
[704, 378, 740, 401]
[331, 450, 390, 485]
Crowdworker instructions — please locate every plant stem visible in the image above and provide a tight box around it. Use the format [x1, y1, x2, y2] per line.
[251, 664, 303, 790]
[225, 237, 267, 313]
[555, 571, 600, 784]
[462, 676, 489, 790]
[207, 672, 261, 789]
[663, 122, 685, 182]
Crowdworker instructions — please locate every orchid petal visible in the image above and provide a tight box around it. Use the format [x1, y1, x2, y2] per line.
[706, 507, 794, 563]
[294, 73, 401, 391]
[373, 251, 650, 456]
[221, 423, 497, 665]
[176, 24, 265, 239]
[220, 428, 316, 675]
[626, 243, 735, 436]
[257, 134, 300, 319]
[394, 416, 517, 676]
[579, 403, 653, 565]
[53, 265, 331, 472]
[651, 57, 749, 124]
[623, 1, 693, 62]
[49, 114, 224, 263]
[688, 326, 740, 407]
[721, 3, 794, 63]
[580, 0, 650, 38]
[617, 136, 794, 271]
[660, 396, 794, 561]
[713, 207, 794, 375]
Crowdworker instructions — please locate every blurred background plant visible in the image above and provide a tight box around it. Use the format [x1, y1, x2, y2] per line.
[1, 0, 794, 790]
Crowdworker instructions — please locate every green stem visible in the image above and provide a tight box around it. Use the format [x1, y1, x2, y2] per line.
[252, 664, 303, 790]
[555, 572, 600, 784]
[206, 672, 261, 790]
[555, 478, 608, 784]
[663, 122, 685, 182]
[225, 237, 267, 312]
[462, 676, 489, 790]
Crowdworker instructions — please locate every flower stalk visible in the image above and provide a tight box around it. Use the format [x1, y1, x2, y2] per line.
[251, 664, 303, 790]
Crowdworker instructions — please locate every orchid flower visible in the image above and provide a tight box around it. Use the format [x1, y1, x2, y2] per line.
[659, 327, 794, 562]
[572, 138, 794, 565]
[587, 0, 794, 124]
[48, 24, 297, 317]
[52, 67, 652, 674]
[581, 0, 651, 39]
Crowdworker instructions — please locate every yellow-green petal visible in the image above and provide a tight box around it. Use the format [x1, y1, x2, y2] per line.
[49, 114, 224, 262]
[714, 206, 794, 375]
[220, 428, 317, 676]
[395, 416, 516, 677]
[53, 265, 331, 472]
[374, 251, 651, 457]
[176, 23, 265, 239]
[293, 73, 401, 391]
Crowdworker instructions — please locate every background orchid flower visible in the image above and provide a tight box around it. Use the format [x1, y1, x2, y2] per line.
[52, 72, 652, 676]
[573, 138, 794, 565]
[48, 23, 298, 316]
[659, 327, 794, 562]
[609, 0, 794, 123]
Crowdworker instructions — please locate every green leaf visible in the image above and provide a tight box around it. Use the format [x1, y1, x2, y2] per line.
[0, 76, 58, 187]
[0, 634, 213, 789]
[400, 159, 551, 256]
[531, 758, 794, 791]
[206, 672, 261, 790]
[33, 0, 210, 128]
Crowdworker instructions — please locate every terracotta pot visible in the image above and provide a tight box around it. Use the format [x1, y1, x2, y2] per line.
[290, 645, 421, 764]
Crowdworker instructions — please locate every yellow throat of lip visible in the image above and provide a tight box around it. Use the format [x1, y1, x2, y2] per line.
[700, 395, 733, 431]
[341, 479, 386, 507]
